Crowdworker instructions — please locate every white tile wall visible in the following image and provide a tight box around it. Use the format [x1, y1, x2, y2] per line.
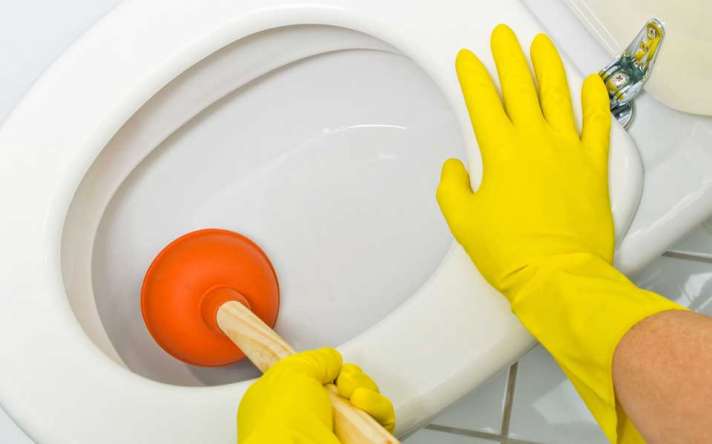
[399, 250, 712, 444]
[429, 368, 509, 433]
[669, 221, 712, 260]
[509, 347, 607, 444]
[404, 429, 495, 444]
[415, 251, 712, 444]
[634, 254, 712, 314]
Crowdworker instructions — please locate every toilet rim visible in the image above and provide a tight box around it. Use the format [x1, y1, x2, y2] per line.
[0, 0, 641, 442]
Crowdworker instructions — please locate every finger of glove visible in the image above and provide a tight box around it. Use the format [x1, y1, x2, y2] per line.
[336, 363, 380, 399]
[491, 24, 542, 125]
[278, 348, 343, 385]
[456, 48, 509, 150]
[530, 34, 576, 134]
[581, 74, 611, 170]
[350, 387, 396, 433]
[436, 158, 473, 221]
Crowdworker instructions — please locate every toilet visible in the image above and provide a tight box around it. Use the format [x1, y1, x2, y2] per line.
[0, 0, 699, 442]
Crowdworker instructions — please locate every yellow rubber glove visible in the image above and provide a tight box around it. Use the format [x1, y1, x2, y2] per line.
[336, 363, 397, 433]
[437, 24, 684, 444]
[237, 348, 395, 444]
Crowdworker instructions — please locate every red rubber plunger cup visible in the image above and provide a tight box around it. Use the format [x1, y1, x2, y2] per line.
[140, 228, 280, 366]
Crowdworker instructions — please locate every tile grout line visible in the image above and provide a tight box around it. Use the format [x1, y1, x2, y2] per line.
[425, 424, 504, 441]
[663, 250, 712, 265]
[425, 424, 541, 444]
[427, 362, 546, 444]
[503, 437, 543, 444]
[503, 437, 542, 444]
[423, 248, 705, 444]
[500, 362, 518, 441]
[426, 248, 693, 443]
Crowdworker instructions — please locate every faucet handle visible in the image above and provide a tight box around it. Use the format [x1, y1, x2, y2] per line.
[599, 18, 665, 129]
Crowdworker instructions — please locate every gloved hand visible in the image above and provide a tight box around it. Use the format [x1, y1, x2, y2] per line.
[437, 24, 683, 443]
[237, 348, 395, 444]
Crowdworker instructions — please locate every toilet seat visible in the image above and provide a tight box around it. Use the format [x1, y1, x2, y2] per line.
[0, 0, 642, 442]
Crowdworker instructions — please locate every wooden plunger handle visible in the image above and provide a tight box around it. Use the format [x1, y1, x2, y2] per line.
[216, 301, 400, 444]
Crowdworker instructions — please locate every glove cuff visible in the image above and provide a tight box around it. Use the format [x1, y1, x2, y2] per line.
[507, 253, 685, 443]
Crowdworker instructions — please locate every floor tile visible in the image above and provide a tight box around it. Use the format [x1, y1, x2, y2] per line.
[404, 428, 497, 443]
[429, 367, 509, 433]
[0, 408, 32, 444]
[632, 255, 712, 314]
[506, 255, 712, 444]
[669, 221, 712, 259]
[508, 346, 607, 444]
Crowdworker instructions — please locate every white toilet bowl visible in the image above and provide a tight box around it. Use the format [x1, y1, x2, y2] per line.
[0, 0, 643, 442]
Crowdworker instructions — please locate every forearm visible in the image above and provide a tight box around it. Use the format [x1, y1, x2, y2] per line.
[507, 253, 683, 442]
[613, 310, 712, 443]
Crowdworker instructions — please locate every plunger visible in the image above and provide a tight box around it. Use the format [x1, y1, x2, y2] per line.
[141, 228, 399, 444]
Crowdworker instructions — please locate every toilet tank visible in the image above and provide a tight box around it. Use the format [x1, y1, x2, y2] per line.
[565, 0, 712, 116]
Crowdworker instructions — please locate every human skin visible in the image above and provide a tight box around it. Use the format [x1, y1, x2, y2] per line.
[613, 310, 712, 443]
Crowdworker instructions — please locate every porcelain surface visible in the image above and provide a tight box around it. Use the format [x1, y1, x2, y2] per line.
[528, 0, 712, 273]
[0, 0, 651, 442]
